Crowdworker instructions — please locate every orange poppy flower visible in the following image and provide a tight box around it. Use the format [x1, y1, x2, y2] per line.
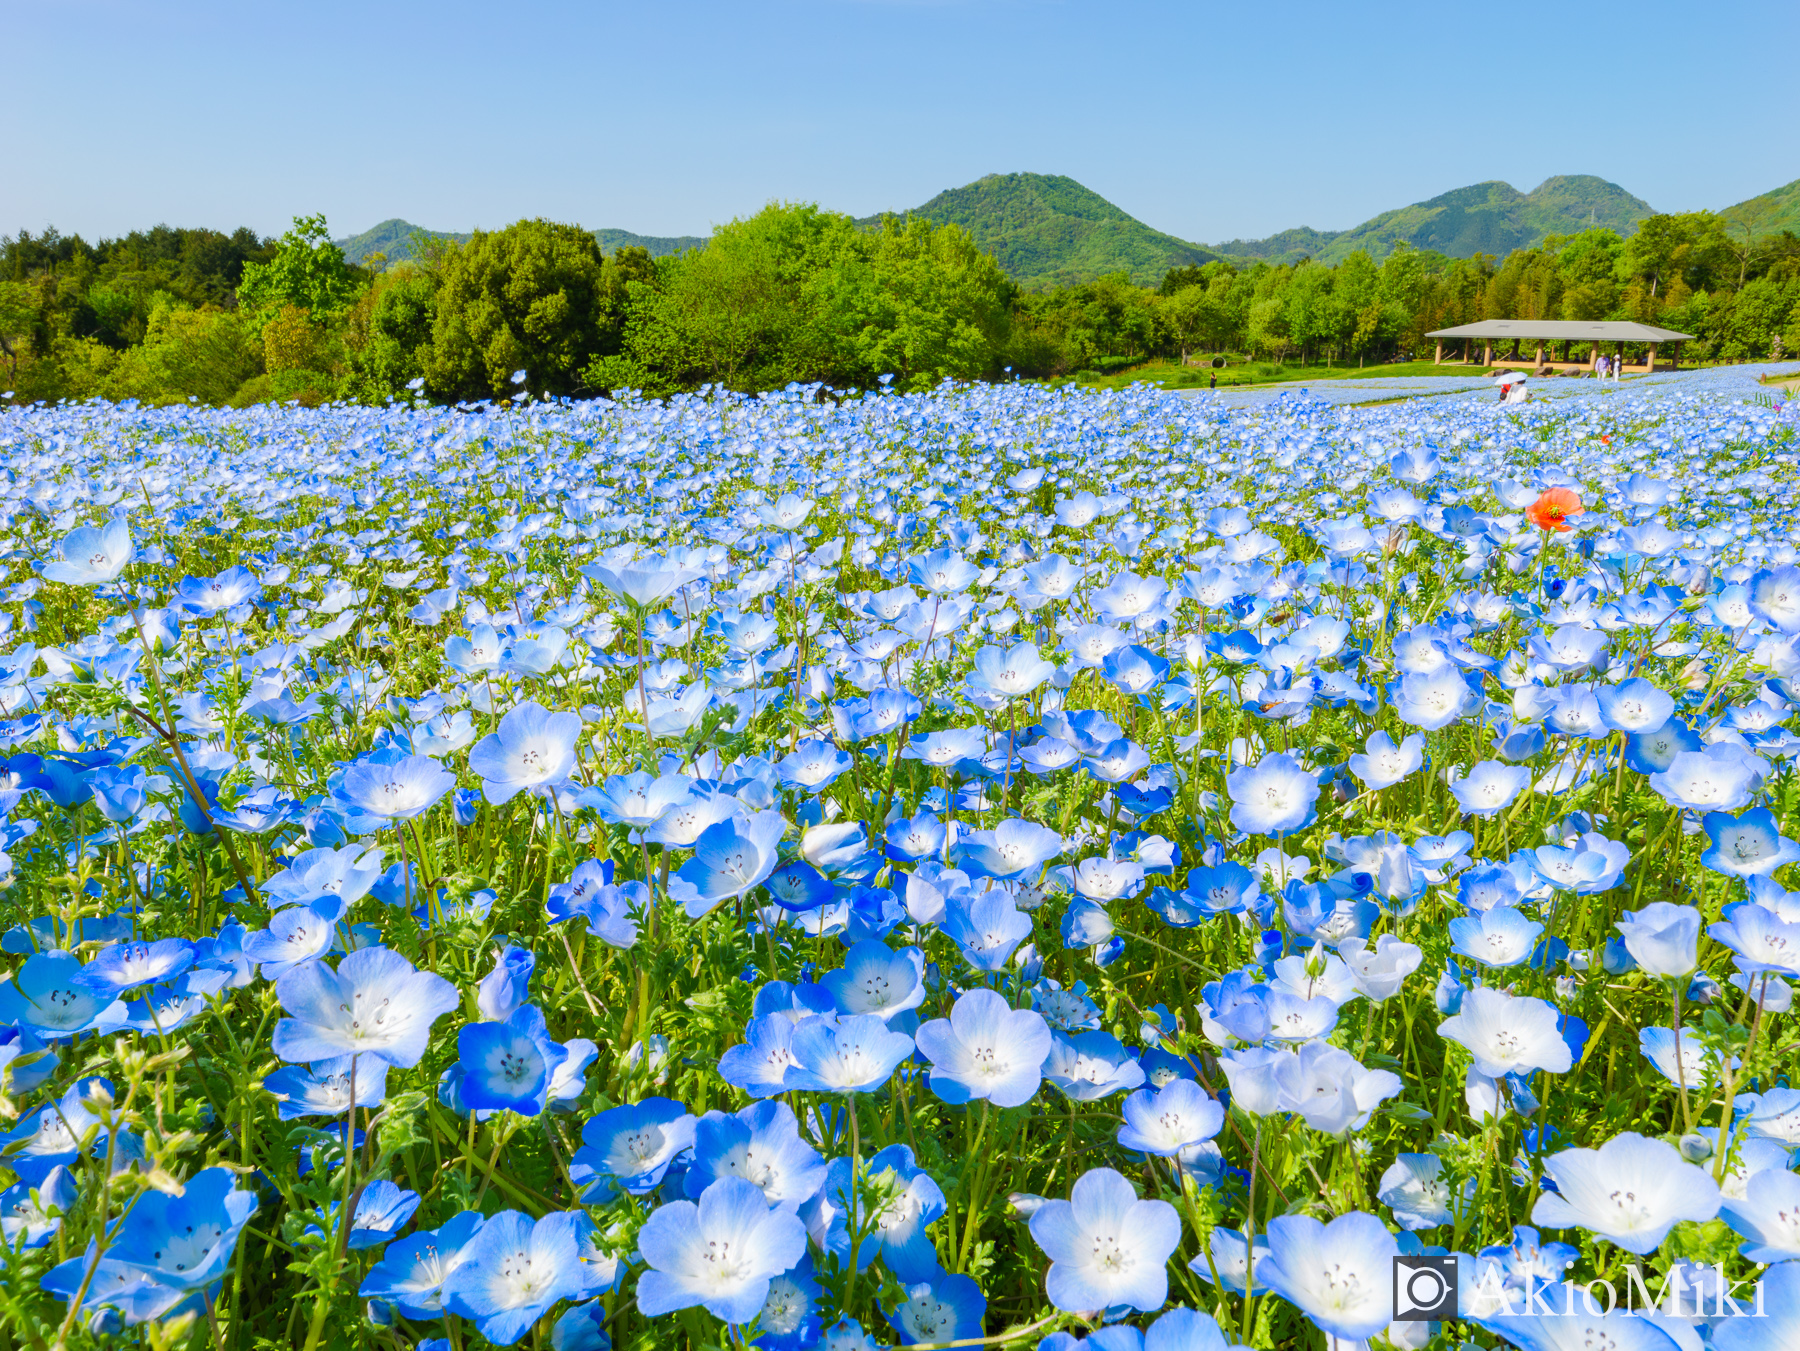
[1526, 486, 1583, 533]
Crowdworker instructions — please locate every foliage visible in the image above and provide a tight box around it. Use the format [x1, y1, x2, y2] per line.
[236, 214, 364, 330]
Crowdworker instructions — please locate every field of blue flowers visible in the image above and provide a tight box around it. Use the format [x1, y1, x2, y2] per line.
[1, 368, 1799, 1351]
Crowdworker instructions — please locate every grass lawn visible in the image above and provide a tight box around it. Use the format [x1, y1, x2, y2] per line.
[1061, 358, 1496, 392]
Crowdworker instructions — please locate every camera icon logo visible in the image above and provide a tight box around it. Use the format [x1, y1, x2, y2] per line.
[1393, 1254, 1458, 1321]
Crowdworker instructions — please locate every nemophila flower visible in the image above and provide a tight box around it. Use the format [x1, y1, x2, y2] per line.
[573, 1098, 696, 1197]
[1480, 1281, 1688, 1351]
[1526, 833, 1624, 896]
[957, 818, 1064, 881]
[0, 951, 129, 1039]
[74, 1165, 256, 1299]
[1378, 1153, 1457, 1230]
[440, 1209, 588, 1346]
[550, 1299, 612, 1351]
[1346, 730, 1424, 792]
[1189, 1226, 1268, 1296]
[1648, 742, 1761, 813]
[1637, 1026, 1731, 1089]
[468, 701, 581, 805]
[667, 810, 786, 918]
[718, 1014, 802, 1099]
[243, 900, 343, 979]
[684, 1101, 825, 1210]
[637, 1176, 808, 1324]
[886, 1273, 986, 1343]
[263, 1053, 389, 1120]
[1595, 677, 1675, 734]
[477, 944, 537, 1021]
[1445, 759, 1532, 818]
[1708, 902, 1800, 977]
[915, 987, 1052, 1108]
[808, 1143, 946, 1280]
[1257, 1211, 1397, 1343]
[1531, 1132, 1720, 1253]
[821, 939, 925, 1021]
[1338, 934, 1423, 1001]
[1273, 1041, 1401, 1133]
[1718, 1167, 1800, 1261]
[1615, 901, 1701, 977]
[0, 1164, 76, 1249]
[1450, 906, 1543, 967]
[942, 889, 1033, 971]
[1749, 563, 1800, 633]
[41, 518, 133, 586]
[75, 938, 196, 996]
[337, 754, 456, 823]
[1043, 1029, 1146, 1101]
[784, 1014, 914, 1094]
[778, 739, 852, 794]
[968, 640, 1056, 700]
[1226, 752, 1319, 837]
[1438, 986, 1573, 1078]
[457, 1006, 568, 1115]
[263, 845, 385, 909]
[358, 1210, 486, 1318]
[1393, 665, 1476, 731]
[582, 557, 701, 610]
[271, 946, 458, 1068]
[1, 1077, 113, 1185]
[306, 1179, 421, 1250]
[1702, 807, 1800, 877]
[1117, 1078, 1224, 1156]
[1024, 1166, 1180, 1313]
[748, 1254, 824, 1351]
[0, 1023, 57, 1093]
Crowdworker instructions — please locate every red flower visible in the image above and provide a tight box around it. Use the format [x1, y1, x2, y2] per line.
[1526, 487, 1583, 533]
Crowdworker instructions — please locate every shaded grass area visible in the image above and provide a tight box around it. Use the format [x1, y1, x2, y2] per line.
[1061, 358, 1497, 392]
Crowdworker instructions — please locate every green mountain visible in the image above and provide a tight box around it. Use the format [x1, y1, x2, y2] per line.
[335, 219, 706, 267]
[867, 172, 1220, 289]
[1215, 176, 1656, 265]
[1721, 177, 1800, 238]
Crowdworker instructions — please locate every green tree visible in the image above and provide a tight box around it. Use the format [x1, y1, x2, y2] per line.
[237, 214, 361, 330]
[423, 219, 608, 400]
[0, 279, 34, 385]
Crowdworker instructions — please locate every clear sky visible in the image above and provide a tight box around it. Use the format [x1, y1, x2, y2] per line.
[8, 0, 1796, 248]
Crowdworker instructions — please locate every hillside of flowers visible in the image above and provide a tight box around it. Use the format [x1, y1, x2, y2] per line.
[1, 370, 1799, 1351]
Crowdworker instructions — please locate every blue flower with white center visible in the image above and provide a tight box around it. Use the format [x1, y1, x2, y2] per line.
[1702, 806, 1800, 877]
[783, 1013, 914, 1094]
[0, 1163, 76, 1249]
[0, 951, 129, 1041]
[1637, 1026, 1731, 1088]
[718, 1014, 803, 1099]
[1438, 986, 1573, 1079]
[666, 810, 787, 919]
[263, 1053, 389, 1120]
[335, 754, 456, 825]
[74, 937, 196, 995]
[549, 1299, 611, 1351]
[683, 1101, 825, 1211]
[572, 1097, 696, 1198]
[1615, 901, 1701, 977]
[942, 889, 1033, 971]
[1718, 1166, 1800, 1261]
[1449, 906, 1544, 968]
[821, 939, 925, 1021]
[1377, 1152, 1458, 1230]
[476, 943, 537, 1022]
[84, 1165, 256, 1293]
[1445, 759, 1532, 818]
[242, 899, 344, 979]
[636, 1176, 808, 1324]
[357, 1210, 486, 1318]
[1188, 1226, 1268, 1295]
[1346, 729, 1424, 791]
[1258, 1211, 1397, 1342]
[885, 1273, 986, 1344]
[1530, 1132, 1720, 1254]
[746, 1254, 823, 1351]
[41, 518, 133, 586]
[1117, 1078, 1223, 1157]
[1708, 901, 1800, 977]
[1595, 676, 1676, 734]
[1028, 1166, 1180, 1312]
[1225, 752, 1319, 837]
[304, 1179, 420, 1250]
[777, 738, 853, 794]
[1648, 741, 1761, 813]
[271, 946, 458, 1067]
[956, 818, 1063, 881]
[440, 1209, 588, 1346]
[915, 987, 1051, 1108]
[807, 1143, 946, 1282]
[1043, 1029, 1146, 1102]
[457, 1005, 568, 1116]
[468, 700, 582, 805]
[262, 845, 386, 909]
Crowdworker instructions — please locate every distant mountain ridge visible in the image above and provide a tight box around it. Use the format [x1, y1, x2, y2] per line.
[862, 172, 1220, 288]
[1212, 176, 1656, 265]
[334, 218, 705, 267]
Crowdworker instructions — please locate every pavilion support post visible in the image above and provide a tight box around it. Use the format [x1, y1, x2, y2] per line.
[1482, 342, 1492, 367]
[1534, 341, 1545, 373]
[1646, 343, 1658, 373]
[1434, 341, 1443, 366]
[1671, 343, 1680, 370]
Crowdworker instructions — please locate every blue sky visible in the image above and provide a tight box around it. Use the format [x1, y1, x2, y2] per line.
[9, 0, 1796, 247]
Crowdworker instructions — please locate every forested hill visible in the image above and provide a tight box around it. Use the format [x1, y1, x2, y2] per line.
[1723, 177, 1800, 239]
[863, 173, 1221, 289]
[1215, 176, 1656, 265]
[334, 219, 705, 265]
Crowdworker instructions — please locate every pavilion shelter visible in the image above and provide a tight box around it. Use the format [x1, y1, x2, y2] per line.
[1424, 320, 1693, 375]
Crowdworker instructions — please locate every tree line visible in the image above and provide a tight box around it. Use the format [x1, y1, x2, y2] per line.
[3, 202, 1797, 407]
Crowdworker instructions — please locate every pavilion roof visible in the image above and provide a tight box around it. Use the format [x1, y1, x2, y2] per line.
[1425, 320, 1693, 341]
